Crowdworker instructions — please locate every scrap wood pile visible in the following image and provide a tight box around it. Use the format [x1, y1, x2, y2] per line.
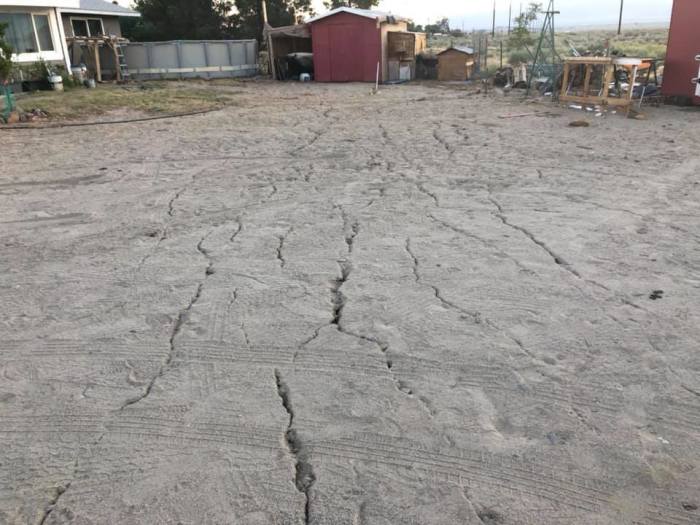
[559, 56, 659, 117]
[0, 108, 48, 125]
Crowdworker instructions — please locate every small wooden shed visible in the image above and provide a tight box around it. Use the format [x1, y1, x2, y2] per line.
[437, 46, 476, 81]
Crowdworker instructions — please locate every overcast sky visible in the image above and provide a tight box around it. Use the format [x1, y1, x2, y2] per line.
[333, 0, 674, 28]
[118, 0, 674, 28]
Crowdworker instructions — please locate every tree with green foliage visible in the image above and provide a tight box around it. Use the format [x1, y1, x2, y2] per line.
[508, 49, 531, 66]
[407, 20, 424, 33]
[0, 23, 13, 83]
[507, 2, 541, 52]
[229, 0, 314, 42]
[123, 0, 233, 41]
[324, 0, 379, 9]
[424, 18, 450, 35]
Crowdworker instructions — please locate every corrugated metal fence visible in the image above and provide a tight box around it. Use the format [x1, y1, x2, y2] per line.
[123, 40, 259, 80]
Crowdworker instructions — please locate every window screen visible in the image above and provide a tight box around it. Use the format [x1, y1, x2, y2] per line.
[33, 15, 54, 52]
[71, 19, 89, 37]
[88, 19, 103, 36]
[0, 13, 37, 54]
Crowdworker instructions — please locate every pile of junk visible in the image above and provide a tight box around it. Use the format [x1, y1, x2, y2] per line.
[264, 23, 314, 81]
[278, 52, 314, 81]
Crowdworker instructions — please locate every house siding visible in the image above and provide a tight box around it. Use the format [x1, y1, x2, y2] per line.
[61, 14, 122, 38]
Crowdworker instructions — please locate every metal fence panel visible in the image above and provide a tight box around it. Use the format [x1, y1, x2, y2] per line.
[205, 43, 231, 79]
[123, 40, 258, 80]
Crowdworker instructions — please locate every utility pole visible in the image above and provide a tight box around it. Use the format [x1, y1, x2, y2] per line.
[261, 0, 268, 24]
[508, 2, 512, 34]
[485, 34, 489, 71]
[262, 0, 275, 79]
[492, 0, 496, 37]
[617, 0, 624, 35]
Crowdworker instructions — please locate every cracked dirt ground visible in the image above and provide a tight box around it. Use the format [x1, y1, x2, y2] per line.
[2, 82, 700, 524]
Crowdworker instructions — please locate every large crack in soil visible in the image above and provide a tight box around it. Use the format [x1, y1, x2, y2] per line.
[330, 259, 351, 327]
[487, 194, 646, 316]
[274, 369, 315, 524]
[488, 196, 581, 278]
[405, 235, 545, 362]
[37, 432, 105, 524]
[230, 217, 243, 243]
[427, 213, 534, 274]
[405, 238, 482, 324]
[121, 230, 214, 410]
[276, 227, 293, 269]
[38, 482, 71, 525]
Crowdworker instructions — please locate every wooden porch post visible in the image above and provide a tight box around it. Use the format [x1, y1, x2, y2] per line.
[93, 41, 102, 82]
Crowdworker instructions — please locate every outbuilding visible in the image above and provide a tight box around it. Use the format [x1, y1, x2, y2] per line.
[308, 7, 423, 83]
[264, 22, 312, 80]
[437, 46, 476, 82]
[662, 0, 700, 105]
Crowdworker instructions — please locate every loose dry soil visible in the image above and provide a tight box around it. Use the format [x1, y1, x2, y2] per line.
[1, 81, 700, 525]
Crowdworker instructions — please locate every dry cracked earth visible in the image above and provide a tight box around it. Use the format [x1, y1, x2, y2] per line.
[1, 82, 700, 525]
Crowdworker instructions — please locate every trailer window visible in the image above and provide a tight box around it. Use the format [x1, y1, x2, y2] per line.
[33, 15, 54, 52]
[71, 19, 89, 37]
[71, 18, 104, 37]
[88, 19, 103, 36]
[0, 12, 55, 54]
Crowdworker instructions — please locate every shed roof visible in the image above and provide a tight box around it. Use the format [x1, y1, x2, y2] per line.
[307, 7, 408, 24]
[61, 0, 140, 17]
[438, 46, 475, 56]
[264, 23, 311, 39]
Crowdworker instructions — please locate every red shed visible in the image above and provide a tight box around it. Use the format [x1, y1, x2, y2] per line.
[663, 0, 700, 104]
[309, 7, 413, 83]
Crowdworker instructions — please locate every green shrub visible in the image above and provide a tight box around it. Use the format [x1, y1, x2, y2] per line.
[31, 59, 52, 79]
[0, 23, 13, 83]
[508, 50, 531, 66]
[62, 73, 79, 89]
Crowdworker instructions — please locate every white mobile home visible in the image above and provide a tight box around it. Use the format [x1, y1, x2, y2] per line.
[0, 0, 139, 72]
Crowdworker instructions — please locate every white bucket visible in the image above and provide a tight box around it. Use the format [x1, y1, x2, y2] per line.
[48, 75, 63, 92]
[300, 73, 311, 82]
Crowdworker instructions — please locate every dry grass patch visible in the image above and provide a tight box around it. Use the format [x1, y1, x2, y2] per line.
[15, 80, 240, 121]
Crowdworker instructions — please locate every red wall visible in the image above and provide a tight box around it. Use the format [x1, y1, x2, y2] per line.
[663, 0, 700, 104]
[311, 12, 381, 82]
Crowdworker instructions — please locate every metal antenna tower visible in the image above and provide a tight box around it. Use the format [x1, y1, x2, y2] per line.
[526, 0, 561, 95]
